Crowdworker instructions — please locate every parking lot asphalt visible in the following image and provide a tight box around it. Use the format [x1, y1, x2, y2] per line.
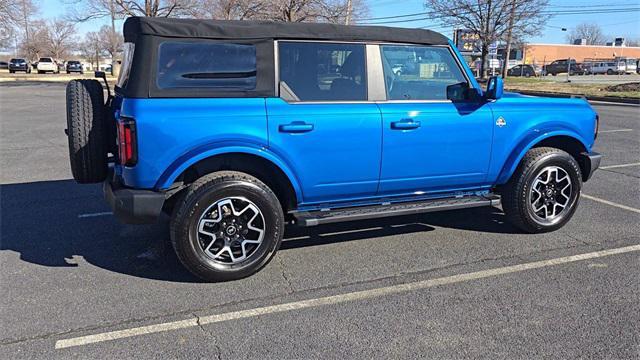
[1, 83, 639, 359]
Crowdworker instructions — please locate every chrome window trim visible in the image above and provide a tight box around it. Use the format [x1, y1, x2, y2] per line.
[366, 44, 386, 101]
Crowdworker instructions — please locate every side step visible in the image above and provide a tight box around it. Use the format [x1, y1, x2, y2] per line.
[292, 194, 501, 227]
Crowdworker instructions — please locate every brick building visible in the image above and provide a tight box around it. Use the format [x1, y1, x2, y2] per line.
[521, 43, 640, 66]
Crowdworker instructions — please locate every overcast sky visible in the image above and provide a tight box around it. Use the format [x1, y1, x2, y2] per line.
[40, 0, 640, 44]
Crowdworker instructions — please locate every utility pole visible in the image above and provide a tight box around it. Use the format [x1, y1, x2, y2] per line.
[109, 0, 117, 75]
[480, 0, 492, 78]
[346, 0, 352, 25]
[501, 0, 517, 78]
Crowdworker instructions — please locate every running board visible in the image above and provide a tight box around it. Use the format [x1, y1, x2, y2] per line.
[292, 194, 501, 227]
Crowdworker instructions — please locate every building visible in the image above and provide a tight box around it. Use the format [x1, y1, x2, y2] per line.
[520, 43, 640, 66]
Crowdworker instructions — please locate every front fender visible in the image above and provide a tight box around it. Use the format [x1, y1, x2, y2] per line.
[154, 143, 303, 201]
[496, 128, 590, 184]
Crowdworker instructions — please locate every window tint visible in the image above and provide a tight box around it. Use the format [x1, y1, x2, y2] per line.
[381, 45, 468, 101]
[157, 42, 256, 90]
[39, 58, 52, 63]
[278, 42, 367, 101]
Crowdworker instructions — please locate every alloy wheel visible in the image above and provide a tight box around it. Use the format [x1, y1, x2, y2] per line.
[197, 197, 265, 264]
[528, 166, 573, 225]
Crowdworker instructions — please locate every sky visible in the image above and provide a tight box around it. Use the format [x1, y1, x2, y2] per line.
[40, 0, 640, 44]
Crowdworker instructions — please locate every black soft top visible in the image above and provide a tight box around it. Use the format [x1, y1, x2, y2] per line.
[123, 16, 449, 45]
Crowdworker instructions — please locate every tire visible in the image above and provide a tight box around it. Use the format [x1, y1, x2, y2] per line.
[551, 72, 557, 76]
[500, 147, 582, 233]
[170, 171, 285, 282]
[37, 70, 43, 74]
[65, 79, 108, 184]
[607, 69, 614, 75]
[9, 70, 13, 74]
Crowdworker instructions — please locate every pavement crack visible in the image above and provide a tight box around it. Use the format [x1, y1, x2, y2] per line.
[599, 168, 640, 179]
[277, 255, 295, 294]
[193, 313, 223, 360]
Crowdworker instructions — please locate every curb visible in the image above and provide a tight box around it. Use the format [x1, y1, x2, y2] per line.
[514, 90, 640, 105]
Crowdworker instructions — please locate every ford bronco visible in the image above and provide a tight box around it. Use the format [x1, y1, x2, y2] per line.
[65, 17, 601, 281]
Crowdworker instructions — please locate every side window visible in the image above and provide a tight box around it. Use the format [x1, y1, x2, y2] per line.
[278, 42, 367, 101]
[380, 45, 469, 101]
[157, 42, 256, 90]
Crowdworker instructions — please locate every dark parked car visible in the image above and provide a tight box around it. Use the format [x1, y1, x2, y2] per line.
[507, 64, 538, 77]
[8, 58, 32, 73]
[66, 60, 84, 74]
[543, 59, 586, 76]
[0, 61, 8, 69]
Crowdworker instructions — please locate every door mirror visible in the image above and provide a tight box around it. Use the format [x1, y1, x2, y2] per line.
[485, 76, 503, 100]
[446, 82, 482, 102]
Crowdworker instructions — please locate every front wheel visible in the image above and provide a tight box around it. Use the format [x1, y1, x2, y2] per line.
[170, 171, 285, 282]
[500, 147, 582, 233]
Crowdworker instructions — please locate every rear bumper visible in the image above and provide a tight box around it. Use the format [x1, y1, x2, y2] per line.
[103, 180, 166, 224]
[580, 151, 602, 182]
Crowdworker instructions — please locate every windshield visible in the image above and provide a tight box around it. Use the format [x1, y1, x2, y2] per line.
[39, 58, 52, 63]
[10, 59, 24, 63]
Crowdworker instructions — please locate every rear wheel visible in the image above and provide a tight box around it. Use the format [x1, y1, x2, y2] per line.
[501, 147, 582, 233]
[65, 79, 109, 183]
[170, 171, 285, 282]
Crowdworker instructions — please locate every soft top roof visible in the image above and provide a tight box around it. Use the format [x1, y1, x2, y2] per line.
[123, 16, 449, 45]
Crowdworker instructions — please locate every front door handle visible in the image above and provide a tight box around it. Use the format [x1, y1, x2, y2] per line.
[279, 122, 314, 133]
[391, 119, 421, 130]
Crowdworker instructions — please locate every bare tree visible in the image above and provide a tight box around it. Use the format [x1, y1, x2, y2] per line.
[98, 25, 124, 63]
[20, 20, 49, 60]
[193, 0, 268, 20]
[424, 0, 549, 78]
[113, 0, 199, 17]
[46, 19, 77, 60]
[566, 22, 605, 45]
[78, 31, 105, 69]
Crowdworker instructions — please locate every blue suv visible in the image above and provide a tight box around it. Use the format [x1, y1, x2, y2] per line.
[65, 17, 601, 281]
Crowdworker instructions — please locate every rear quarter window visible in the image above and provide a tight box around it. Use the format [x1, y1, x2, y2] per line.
[157, 42, 257, 90]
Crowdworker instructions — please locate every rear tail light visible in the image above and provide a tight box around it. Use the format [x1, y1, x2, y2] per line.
[117, 117, 137, 166]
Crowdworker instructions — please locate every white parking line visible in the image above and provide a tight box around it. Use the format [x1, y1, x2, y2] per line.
[598, 129, 633, 133]
[77, 212, 113, 218]
[582, 194, 640, 214]
[54, 244, 640, 350]
[600, 162, 640, 170]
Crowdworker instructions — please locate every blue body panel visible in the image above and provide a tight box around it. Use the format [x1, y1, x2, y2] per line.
[114, 49, 597, 211]
[266, 98, 382, 203]
[377, 101, 493, 195]
[486, 93, 596, 184]
[118, 97, 271, 189]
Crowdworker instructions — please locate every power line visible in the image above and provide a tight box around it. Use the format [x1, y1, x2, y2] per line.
[360, 2, 640, 22]
[360, 7, 640, 25]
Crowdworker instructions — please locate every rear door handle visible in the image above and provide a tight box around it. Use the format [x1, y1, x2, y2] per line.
[391, 119, 421, 130]
[279, 122, 314, 133]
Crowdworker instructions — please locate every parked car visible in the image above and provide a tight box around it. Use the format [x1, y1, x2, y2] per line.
[588, 61, 625, 75]
[37, 57, 59, 74]
[66, 60, 84, 74]
[0, 61, 8, 69]
[507, 64, 538, 77]
[65, 17, 601, 281]
[8, 58, 32, 73]
[543, 59, 586, 76]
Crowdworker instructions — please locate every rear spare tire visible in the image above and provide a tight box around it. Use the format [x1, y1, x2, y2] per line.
[66, 79, 108, 183]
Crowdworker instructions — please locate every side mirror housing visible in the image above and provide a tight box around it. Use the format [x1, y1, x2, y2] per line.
[485, 76, 504, 100]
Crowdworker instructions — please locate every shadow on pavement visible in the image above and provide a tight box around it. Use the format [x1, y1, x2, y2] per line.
[1, 179, 520, 283]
